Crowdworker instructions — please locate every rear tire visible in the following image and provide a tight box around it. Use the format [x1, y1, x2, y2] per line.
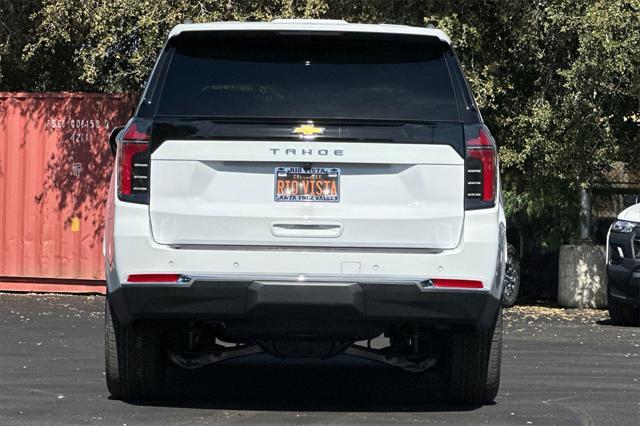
[608, 296, 639, 326]
[105, 298, 166, 400]
[442, 308, 502, 405]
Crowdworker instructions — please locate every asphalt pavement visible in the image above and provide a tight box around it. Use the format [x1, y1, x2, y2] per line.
[0, 293, 638, 425]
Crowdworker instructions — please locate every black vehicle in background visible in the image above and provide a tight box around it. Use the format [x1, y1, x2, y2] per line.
[606, 196, 640, 326]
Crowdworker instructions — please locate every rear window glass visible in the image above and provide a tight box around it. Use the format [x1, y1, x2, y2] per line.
[157, 33, 459, 121]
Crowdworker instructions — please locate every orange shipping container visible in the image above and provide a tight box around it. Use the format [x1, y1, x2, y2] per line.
[0, 92, 136, 293]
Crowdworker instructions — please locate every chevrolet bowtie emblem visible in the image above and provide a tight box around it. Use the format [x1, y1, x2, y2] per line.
[292, 124, 325, 137]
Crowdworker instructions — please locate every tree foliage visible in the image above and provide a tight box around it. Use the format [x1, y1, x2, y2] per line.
[0, 0, 42, 90]
[1, 0, 639, 247]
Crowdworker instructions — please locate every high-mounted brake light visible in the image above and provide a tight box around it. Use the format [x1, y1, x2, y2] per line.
[464, 124, 497, 209]
[117, 118, 151, 204]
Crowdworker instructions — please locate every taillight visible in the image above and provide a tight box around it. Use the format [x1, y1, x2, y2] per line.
[464, 124, 497, 209]
[117, 118, 151, 204]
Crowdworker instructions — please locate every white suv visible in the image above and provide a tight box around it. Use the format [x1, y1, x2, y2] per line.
[104, 20, 506, 404]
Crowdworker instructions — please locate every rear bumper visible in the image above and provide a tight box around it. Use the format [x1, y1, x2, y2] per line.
[106, 198, 505, 335]
[108, 278, 500, 332]
[108, 203, 505, 293]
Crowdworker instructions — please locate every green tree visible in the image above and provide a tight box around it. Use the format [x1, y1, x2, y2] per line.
[0, 0, 41, 90]
[21, 0, 330, 92]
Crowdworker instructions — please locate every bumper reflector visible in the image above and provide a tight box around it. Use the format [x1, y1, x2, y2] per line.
[431, 279, 483, 289]
[127, 274, 182, 283]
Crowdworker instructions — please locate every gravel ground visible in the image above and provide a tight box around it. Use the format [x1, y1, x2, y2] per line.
[0, 293, 639, 425]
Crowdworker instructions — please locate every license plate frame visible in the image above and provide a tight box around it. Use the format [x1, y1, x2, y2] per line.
[274, 167, 341, 202]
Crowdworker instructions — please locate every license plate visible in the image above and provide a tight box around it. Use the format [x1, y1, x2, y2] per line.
[274, 167, 340, 202]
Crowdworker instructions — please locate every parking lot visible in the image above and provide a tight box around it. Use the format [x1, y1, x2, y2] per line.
[0, 293, 638, 425]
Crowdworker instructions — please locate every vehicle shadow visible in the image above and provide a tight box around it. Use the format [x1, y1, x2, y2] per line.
[596, 318, 639, 328]
[123, 354, 483, 412]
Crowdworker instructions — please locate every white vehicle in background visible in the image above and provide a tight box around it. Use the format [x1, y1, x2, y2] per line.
[104, 19, 506, 404]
